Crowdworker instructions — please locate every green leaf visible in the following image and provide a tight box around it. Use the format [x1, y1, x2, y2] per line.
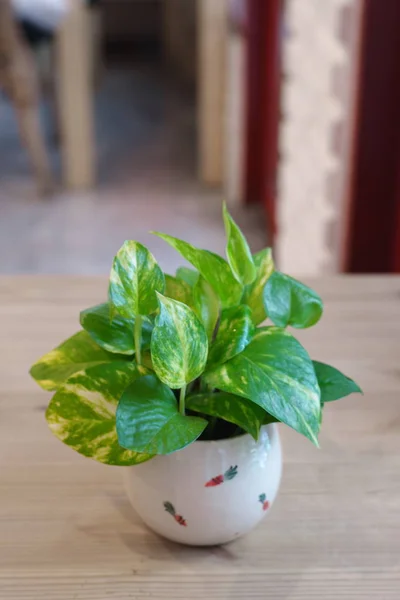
[116, 374, 207, 454]
[204, 327, 321, 445]
[30, 331, 126, 391]
[153, 232, 243, 308]
[186, 391, 268, 440]
[207, 305, 254, 367]
[242, 248, 275, 324]
[80, 303, 153, 356]
[46, 361, 152, 466]
[263, 413, 279, 425]
[313, 361, 362, 405]
[193, 276, 220, 341]
[109, 241, 165, 318]
[165, 275, 194, 307]
[151, 294, 208, 388]
[264, 272, 323, 329]
[176, 266, 200, 287]
[223, 203, 256, 285]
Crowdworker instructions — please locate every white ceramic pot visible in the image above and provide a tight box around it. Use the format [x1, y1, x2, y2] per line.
[124, 424, 282, 546]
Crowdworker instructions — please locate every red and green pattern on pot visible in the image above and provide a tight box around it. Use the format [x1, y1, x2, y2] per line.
[164, 501, 187, 526]
[259, 493, 270, 511]
[205, 465, 238, 487]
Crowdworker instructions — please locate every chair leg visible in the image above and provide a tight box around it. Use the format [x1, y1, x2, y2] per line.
[0, 0, 54, 196]
[15, 104, 54, 196]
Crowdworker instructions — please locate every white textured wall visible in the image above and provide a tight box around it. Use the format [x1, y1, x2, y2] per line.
[277, 0, 361, 275]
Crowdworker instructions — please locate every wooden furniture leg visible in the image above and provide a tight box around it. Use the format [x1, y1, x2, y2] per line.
[197, 0, 227, 186]
[0, 0, 53, 195]
[56, 0, 95, 190]
[15, 103, 54, 196]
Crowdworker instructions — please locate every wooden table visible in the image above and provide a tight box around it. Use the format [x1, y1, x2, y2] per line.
[0, 276, 399, 599]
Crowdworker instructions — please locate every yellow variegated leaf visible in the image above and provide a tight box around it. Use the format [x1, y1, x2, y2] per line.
[30, 331, 126, 391]
[223, 203, 256, 285]
[46, 361, 152, 466]
[153, 232, 242, 308]
[186, 391, 269, 440]
[204, 327, 321, 445]
[109, 241, 165, 318]
[80, 303, 153, 355]
[242, 248, 275, 324]
[207, 305, 254, 367]
[151, 294, 208, 388]
[176, 266, 199, 287]
[193, 276, 220, 341]
[165, 275, 194, 308]
[117, 374, 207, 454]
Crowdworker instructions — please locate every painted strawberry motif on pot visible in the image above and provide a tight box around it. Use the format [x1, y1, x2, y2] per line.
[259, 493, 270, 511]
[205, 465, 238, 487]
[163, 501, 187, 526]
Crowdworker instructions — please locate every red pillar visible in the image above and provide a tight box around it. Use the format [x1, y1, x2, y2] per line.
[244, 0, 282, 243]
[342, 0, 400, 272]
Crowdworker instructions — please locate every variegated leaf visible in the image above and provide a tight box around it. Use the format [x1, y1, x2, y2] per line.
[207, 305, 254, 367]
[176, 266, 199, 287]
[313, 361, 362, 406]
[117, 374, 207, 454]
[46, 361, 152, 466]
[30, 331, 126, 391]
[80, 303, 153, 355]
[109, 241, 165, 318]
[151, 294, 208, 388]
[165, 275, 194, 307]
[186, 391, 268, 440]
[242, 248, 275, 324]
[204, 327, 321, 445]
[223, 203, 256, 285]
[153, 232, 243, 308]
[264, 272, 323, 329]
[193, 276, 220, 341]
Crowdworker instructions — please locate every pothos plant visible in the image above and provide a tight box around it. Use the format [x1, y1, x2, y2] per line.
[30, 204, 362, 466]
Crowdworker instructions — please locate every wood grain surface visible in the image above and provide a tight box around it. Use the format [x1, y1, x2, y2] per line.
[0, 276, 399, 599]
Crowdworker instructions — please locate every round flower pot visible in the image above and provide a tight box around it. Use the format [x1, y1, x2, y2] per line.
[124, 424, 282, 546]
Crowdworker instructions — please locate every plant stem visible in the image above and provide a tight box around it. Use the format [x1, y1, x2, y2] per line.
[134, 315, 143, 365]
[179, 384, 187, 416]
[208, 417, 218, 439]
[199, 377, 214, 394]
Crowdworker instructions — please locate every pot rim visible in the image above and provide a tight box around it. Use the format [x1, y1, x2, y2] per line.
[190, 422, 277, 447]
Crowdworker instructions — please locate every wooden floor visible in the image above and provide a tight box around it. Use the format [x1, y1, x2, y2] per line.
[0, 67, 266, 275]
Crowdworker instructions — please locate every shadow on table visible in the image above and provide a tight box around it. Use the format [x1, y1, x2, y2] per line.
[111, 493, 317, 599]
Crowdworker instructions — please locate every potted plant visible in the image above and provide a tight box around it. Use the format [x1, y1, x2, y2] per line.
[30, 204, 362, 546]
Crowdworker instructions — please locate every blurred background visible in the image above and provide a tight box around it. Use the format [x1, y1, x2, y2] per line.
[0, 0, 399, 276]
